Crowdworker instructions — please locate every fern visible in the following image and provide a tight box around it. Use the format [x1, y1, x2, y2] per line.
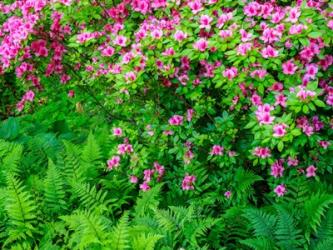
[80, 132, 102, 181]
[1, 143, 23, 175]
[243, 208, 276, 238]
[108, 212, 130, 250]
[316, 207, 333, 240]
[44, 159, 67, 215]
[134, 184, 162, 217]
[63, 141, 84, 184]
[240, 237, 276, 250]
[234, 168, 263, 203]
[72, 181, 110, 213]
[313, 238, 333, 250]
[131, 233, 163, 250]
[274, 205, 304, 250]
[303, 193, 333, 239]
[3, 175, 38, 248]
[61, 209, 109, 250]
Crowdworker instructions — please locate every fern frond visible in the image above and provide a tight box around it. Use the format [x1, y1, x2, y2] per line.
[135, 184, 161, 217]
[131, 233, 163, 250]
[243, 208, 276, 238]
[316, 207, 333, 240]
[63, 141, 84, 183]
[274, 205, 304, 250]
[1, 143, 23, 175]
[108, 212, 130, 250]
[313, 238, 333, 250]
[61, 209, 109, 250]
[240, 237, 276, 250]
[44, 159, 67, 215]
[4, 175, 38, 248]
[72, 182, 110, 213]
[304, 193, 333, 238]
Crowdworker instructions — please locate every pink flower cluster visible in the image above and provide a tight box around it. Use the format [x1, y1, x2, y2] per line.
[139, 162, 165, 191]
[253, 147, 271, 158]
[16, 90, 35, 112]
[182, 174, 196, 190]
[255, 104, 275, 125]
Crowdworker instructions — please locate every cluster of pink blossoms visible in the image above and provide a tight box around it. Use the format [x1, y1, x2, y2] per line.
[16, 90, 35, 112]
[255, 104, 275, 125]
[253, 147, 271, 158]
[139, 162, 165, 191]
[296, 116, 323, 136]
[182, 174, 196, 190]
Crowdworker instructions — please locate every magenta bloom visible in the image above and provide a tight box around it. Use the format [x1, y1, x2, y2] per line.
[261, 45, 278, 58]
[255, 104, 275, 125]
[182, 174, 196, 190]
[253, 147, 271, 158]
[169, 115, 183, 126]
[113, 128, 123, 136]
[107, 156, 120, 170]
[282, 60, 298, 75]
[210, 145, 224, 155]
[224, 191, 232, 199]
[193, 38, 208, 52]
[129, 175, 138, 184]
[199, 15, 213, 29]
[114, 35, 127, 47]
[174, 30, 187, 41]
[274, 184, 286, 197]
[271, 160, 284, 178]
[306, 165, 317, 178]
[140, 182, 150, 191]
[223, 67, 238, 80]
[273, 123, 287, 137]
[23, 90, 35, 102]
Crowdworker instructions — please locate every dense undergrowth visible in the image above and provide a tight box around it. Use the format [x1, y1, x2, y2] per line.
[0, 0, 333, 249]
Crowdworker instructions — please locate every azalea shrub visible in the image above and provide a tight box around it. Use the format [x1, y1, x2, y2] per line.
[0, 0, 333, 249]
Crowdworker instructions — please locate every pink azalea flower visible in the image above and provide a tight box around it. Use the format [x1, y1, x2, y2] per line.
[169, 115, 183, 126]
[223, 67, 238, 80]
[193, 38, 208, 52]
[68, 90, 75, 98]
[140, 182, 150, 191]
[282, 60, 298, 75]
[271, 160, 284, 178]
[253, 147, 271, 158]
[23, 90, 35, 102]
[174, 30, 187, 41]
[224, 191, 232, 199]
[287, 156, 299, 166]
[113, 128, 123, 136]
[182, 174, 196, 190]
[187, 109, 194, 122]
[274, 184, 286, 197]
[306, 165, 317, 177]
[319, 140, 330, 149]
[130, 175, 138, 183]
[199, 15, 213, 29]
[210, 145, 224, 155]
[273, 123, 287, 137]
[114, 35, 127, 47]
[188, 0, 203, 14]
[107, 156, 120, 170]
[261, 45, 278, 58]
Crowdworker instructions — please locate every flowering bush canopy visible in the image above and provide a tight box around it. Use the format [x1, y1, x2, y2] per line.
[0, 0, 333, 249]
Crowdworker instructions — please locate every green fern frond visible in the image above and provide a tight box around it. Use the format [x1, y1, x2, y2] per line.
[234, 169, 263, 202]
[44, 159, 67, 215]
[2, 143, 23, 175]
[135, 184, 162, 217]
[72, 182, 110, 213]
[313, 238, 333, 250]
[61, 209, 109, 250]
[108, 212, 130, 250]
[63, 141, 84, 183]
[243, 208, 276, 238]
[240, 237, 276, 250]
[316, 207, 333, 240]
[131, 233, 163, 250]
[304, 193, 333, 239]
[4, 175, 38, 248]
[274, 205, 304, 250]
